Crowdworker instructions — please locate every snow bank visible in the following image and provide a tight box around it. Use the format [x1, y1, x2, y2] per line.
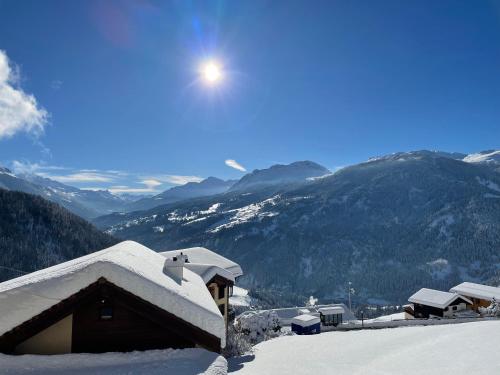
[0, 348, 227, 375]
[230, 321, 500, 374]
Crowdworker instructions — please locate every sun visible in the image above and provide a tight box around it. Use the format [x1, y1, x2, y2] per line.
[201, 61, 222, 84]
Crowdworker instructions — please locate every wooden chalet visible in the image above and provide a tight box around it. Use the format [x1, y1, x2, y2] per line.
[0, 241, 225, 355]
[450, 282, 500, 311]
[160, 247, 244, 327]
[408, 288, 472, 319]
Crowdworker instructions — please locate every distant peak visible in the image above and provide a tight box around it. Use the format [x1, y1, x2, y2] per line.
[0, 166, 13, 174]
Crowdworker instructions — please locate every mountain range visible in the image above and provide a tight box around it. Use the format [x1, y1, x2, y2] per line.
[93, 150, 500, 305]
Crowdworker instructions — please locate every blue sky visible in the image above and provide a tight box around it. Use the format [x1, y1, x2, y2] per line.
[0, 0, 499, 194]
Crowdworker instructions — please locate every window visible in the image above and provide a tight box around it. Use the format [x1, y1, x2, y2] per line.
[218, 286, 225, 299]
[452, 306, 457, 311]
[100, 306, 113, 320]
[219, 304, 225, 316]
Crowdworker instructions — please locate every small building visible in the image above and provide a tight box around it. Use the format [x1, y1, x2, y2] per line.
[262, 304, 354, 327]
[0, 241, 225, 355]
[318, 306, 344, 326]
[160, 247, 243, 327]
[291, 314, 321, 335]
[408, 288, 472, 319]
[449, 282, 500, 311]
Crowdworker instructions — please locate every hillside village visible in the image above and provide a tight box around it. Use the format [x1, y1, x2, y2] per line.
[1, 152, 500, 374]
[1, 1, 500, 372]
[0, 238, 500, 373]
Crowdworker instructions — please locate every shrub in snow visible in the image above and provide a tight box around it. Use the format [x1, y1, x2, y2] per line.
[479, 298, 500, 317]
[234, 310, 281, 345]
[223, 323, 253, 357]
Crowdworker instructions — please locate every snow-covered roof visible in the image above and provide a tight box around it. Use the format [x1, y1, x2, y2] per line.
[0, 241, 225, 347]
[450, 282, 500, 302]
[318, 306, 344, 315]
[408, 288, 472, 309]
[160, 247, 243, 278]
[291, 314, 320, 327]
[183, 263, 235, 284]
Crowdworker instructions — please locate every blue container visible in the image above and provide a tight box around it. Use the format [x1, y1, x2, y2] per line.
[291, 322, 321, 335]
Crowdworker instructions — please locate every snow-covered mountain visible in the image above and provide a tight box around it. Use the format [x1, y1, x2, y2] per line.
[0, 167, 132, 219]
[95, 151, 500, 305]
[125, 177, 237, 212]
[230, 161, 331, 191]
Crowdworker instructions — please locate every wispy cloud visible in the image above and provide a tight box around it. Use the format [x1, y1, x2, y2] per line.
[225, 159, 247, 172]
[50, 80, 63, 90]
[48, 172, 116, 183]
[0, 50, 49, 140]
[10, 160, 204, 195]
[142, 174, 204, 185]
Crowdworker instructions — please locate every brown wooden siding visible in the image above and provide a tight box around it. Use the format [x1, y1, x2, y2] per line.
[0, 278, 221, 354]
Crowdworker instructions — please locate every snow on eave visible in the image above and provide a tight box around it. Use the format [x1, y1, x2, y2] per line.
[318, 306, 345, 314]
[292, 314, 320, 327]
[184, 263, 235, 284]
[450, 282, 500, 302]
[408, 288, 472, 309]
[160, 247, 243, 278]
[0, 241, 226, 346]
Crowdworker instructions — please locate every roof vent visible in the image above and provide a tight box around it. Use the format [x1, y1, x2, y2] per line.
[163, 252, 188, 284]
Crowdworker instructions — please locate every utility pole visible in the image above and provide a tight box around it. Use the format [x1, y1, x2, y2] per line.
[348, 281, 352, 312]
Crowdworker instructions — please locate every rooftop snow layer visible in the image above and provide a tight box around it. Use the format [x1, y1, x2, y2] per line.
[183, 263, 235, 284]
[161, 247, 243, 278]
[408, 288, 471, 309]
[318, 306, 345, 315]
[292, 314, 320, 327]
[0, 241, 225, 346]
[450, 282, 500, 302]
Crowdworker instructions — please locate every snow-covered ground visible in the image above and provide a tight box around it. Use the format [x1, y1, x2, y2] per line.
[229, 320, 500, 374]
[0, 348, 227, 375]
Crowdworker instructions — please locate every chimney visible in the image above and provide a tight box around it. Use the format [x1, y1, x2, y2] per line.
[163, 252, 188, 284]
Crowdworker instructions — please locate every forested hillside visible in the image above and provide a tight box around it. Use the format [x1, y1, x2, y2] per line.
[0, 189, 118, 282]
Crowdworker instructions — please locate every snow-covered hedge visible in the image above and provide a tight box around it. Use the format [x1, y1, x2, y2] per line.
[224, 310, 283, 357]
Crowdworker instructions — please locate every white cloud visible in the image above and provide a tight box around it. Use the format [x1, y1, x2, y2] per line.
[143, 174, 204, 185]
[0, 50, 48, 139]
[225, 159, 247, 172]
[9, 159, 204, 194]
[49, 172, 115, 183]
[108, 186, 160, 194]
[141, 179, 162, 188]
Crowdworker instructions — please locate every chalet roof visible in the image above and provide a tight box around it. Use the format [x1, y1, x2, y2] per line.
[183, 263, 235, 284]
[408, 288, 472, 309]
[0, 241, 225, 347]
[291, 314, 320, 327]
[450, 282, 500, 302]
[318, 306, 345, 315]
[160, 247, 243, 278]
